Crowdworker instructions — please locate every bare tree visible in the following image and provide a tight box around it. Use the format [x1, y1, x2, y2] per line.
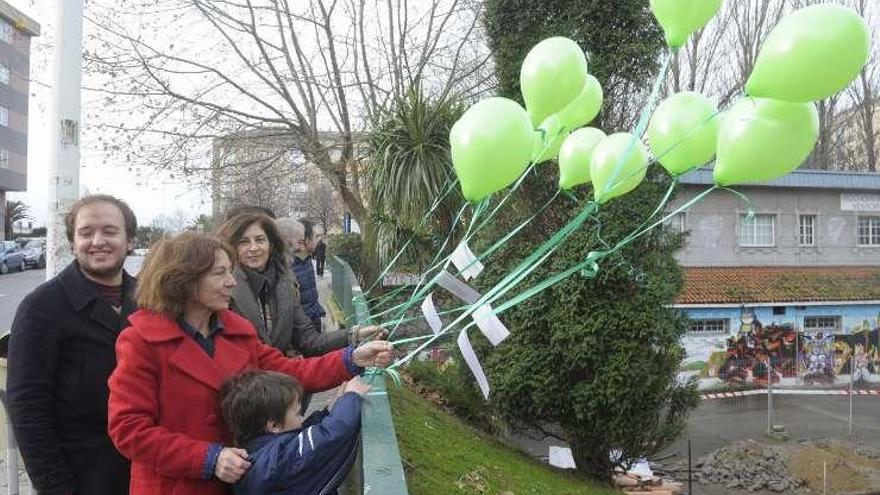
[304, 178, 342, 233]
[843, 0, 879, 172]
[661, 0, 879, 172]
[84, 0, 493, 281]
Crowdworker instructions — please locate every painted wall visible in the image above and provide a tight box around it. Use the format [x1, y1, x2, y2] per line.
[679, 304, 880, 389]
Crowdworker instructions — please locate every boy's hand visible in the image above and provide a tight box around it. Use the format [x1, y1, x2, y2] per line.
[343, 377, 371, 397]
[352, 341, 394, 368]
[215, 447, 251, 483]
[327, 384, 346, 410]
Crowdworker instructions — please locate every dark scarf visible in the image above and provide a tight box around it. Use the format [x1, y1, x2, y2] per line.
[241, 256, 284, 332]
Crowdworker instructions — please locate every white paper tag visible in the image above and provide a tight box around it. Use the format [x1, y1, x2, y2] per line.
[420, 293, 443, 335]
[471, 304, 510, 346]
[628, 459, 653, 478]
[457, 328, 490, 399]
[548, 446, 576, 469]
[451, 241, 484, 280]
[436, 270, 481, 304]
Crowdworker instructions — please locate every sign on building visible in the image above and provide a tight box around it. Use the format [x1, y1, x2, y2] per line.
[841, 193, 880, 212]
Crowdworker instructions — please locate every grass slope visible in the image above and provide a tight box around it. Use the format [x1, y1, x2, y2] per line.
[388, 384, 620, 495]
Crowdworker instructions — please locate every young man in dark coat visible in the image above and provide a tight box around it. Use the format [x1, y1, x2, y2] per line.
[6, 195, 138, 495]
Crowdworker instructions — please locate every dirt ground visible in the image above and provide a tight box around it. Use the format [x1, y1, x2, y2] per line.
[789, 441, 880, 495]
[673, 440, 880, 495]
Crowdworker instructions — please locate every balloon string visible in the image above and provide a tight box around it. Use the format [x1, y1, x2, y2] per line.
[597, 50, 673, 203]
[390, 184, 719, 371]
[390, 201, 599, 369]
[371, 188, 561, 324]
[379, 199, 479, 337]
[363, 177, 460, 296]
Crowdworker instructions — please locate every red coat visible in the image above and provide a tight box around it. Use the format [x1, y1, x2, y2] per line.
[108, 309, 354, 495]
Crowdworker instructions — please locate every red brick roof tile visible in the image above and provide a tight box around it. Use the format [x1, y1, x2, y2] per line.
[677, 266, 880, 305]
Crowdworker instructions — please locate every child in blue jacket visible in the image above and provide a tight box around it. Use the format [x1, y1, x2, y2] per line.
[219, 370, 369, 495]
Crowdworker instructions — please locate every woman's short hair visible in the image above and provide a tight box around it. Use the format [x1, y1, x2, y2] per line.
[135, 232, 236, 317]
[219, 370, 304, 446]
[215, 213, 286, 262]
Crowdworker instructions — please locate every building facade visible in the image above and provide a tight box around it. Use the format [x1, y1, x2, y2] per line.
[210, 129, 345, 231]
[0, 3, 38, 240]
[668, 169, 880, 388]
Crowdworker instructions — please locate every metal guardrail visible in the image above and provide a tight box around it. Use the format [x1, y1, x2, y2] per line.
[329, 255, 409, 494]
[0, 388, 24, 495]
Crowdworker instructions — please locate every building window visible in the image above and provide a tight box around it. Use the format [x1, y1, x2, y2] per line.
[773, 306, 786, 316]
[0, 149, 8, 169]
[665, 212, 687, 233]
[804, 316, 841, 333]
[689, 319, 729, 334]
[0, 20, 11, 44]
[799, 214, 815, 246]
[740, 214, 775, 247]
[0, 64, 9, 85]
[0, 106, 8, 127]
[857, 216, 880, 246]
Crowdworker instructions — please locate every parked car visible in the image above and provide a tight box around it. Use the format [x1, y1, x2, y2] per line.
[22, 238, 46, 269]
[0, 240, 26, 274]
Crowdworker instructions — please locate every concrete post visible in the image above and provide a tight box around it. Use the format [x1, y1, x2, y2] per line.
[46, 0, 84, 277]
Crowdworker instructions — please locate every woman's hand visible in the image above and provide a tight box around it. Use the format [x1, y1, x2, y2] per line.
[352, 340, 395, 368]
[214, 447, 251, 483]
[356, 325, 387, 343]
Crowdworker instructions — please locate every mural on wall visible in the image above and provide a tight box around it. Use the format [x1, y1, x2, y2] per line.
[695, 311, 880, 388]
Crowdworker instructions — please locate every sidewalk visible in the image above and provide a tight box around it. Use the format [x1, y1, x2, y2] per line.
[307, 262, 343, 413]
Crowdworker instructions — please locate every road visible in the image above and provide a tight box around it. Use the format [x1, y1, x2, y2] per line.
[0, 257, 144, 334]
[0, 268, 46, 333]
[667, 393, 880, 460]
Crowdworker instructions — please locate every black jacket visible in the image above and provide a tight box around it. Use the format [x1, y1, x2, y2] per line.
[7, 261, 136, 495]
[290, 255, 326, 320]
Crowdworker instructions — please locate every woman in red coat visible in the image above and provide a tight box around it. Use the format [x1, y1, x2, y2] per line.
[107, 232, 393, 495]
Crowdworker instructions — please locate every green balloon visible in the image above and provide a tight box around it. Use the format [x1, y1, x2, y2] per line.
[558, 127, 606, 190]
[590, 133, 649, 204]
[521, 37, 588, 126]
[532, 115, 567, 163]
[650, 0, 723, 48]
[450, 97, 534, 202]
[746, 4, 870, 103]
[648, 91, 719, 176]
[558, 74, 603, 130]
[713, 97, 819, 187]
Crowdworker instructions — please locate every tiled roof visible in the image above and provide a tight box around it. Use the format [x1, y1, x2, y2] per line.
[677, 266, 880, 305]
[678, 167, 880, 191]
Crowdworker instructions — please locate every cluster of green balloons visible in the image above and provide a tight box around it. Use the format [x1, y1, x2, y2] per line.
[646, 2, 869, 188]
[449, 36, 603, 203]
[449, 3, 869, 204]
[716, 3, 869, 186]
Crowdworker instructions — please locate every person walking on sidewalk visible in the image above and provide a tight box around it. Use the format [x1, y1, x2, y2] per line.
[7, 194, 138, 495]
[314, 235, 327, 277]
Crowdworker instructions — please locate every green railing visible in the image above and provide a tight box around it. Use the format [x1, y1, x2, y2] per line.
[329, 256, 409, 495]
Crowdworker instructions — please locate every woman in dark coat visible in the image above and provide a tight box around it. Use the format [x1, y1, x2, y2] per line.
[215, 213, 382, 356]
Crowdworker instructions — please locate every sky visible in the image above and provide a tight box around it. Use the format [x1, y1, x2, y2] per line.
[7, 0, 210, 227]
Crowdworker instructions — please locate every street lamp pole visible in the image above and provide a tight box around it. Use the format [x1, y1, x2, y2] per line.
[46, 0, 84, 278]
